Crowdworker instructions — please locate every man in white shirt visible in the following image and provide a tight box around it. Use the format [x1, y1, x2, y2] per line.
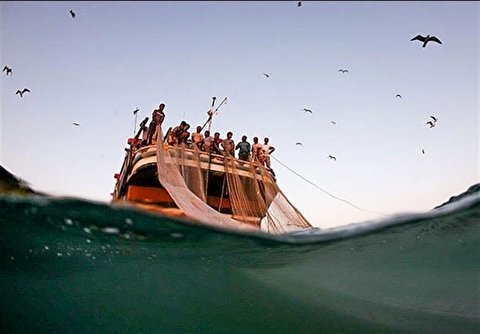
[260, 137, 275, 169]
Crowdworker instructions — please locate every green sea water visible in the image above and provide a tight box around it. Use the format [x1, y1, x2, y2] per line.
[0, 193, 479, 333]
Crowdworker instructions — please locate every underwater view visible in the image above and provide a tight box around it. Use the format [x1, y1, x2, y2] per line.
[1, 183, 479, 333]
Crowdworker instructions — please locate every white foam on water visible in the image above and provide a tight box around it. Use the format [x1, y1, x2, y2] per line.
[101, 227, 120, 235]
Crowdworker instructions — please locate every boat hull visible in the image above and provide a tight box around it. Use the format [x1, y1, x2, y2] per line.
[112, 145, 270, 228]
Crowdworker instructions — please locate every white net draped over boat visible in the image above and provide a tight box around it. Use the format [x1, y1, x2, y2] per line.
[223, 156, 312, 234]
[156, 126, 312, 234]
[156, 129, 255, 232]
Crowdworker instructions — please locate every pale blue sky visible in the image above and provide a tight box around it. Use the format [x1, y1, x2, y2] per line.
[1, 1, 478, 227]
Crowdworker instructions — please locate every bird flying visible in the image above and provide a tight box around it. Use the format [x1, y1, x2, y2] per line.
[396, 94, 402, 98]
[15, 88, 30, 97]
[70, 10, 76, 18]
[296, 142, 303, 146]
[3, 66, 12, 76]
[410, 34, 442, 48]
[328, 155, 337, 161]
[426, 115, 438, 128]
[338, 69, 349, 73]
[331, 120, 336, 125]
[302, 108, 313, 113]
[422, 149, 425, 154]
[263, 73, 271, 78]
[72, 122, 80, 127]
[297, 1, 302, 7]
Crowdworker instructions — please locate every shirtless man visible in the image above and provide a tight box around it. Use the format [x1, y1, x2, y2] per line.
[172, 121, 190, 145]
[191, 125, 204, 149]
[221, 131, 235, 157]
[167, 127, 177, 146]
[212, 132, 223, 155]
[202, 131, 214, 152]
[251, 137, 262, 162]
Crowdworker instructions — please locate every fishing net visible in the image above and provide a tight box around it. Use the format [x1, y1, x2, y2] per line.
[168, 143, 206, 202]
[155, 125, 312, 234]
[156, 128, 256, 232]
[222, 155, 268, 225]
[222, 153, 312, 233]
[257, 162, 312, 234]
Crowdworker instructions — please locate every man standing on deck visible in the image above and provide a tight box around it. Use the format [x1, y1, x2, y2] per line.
[221, 131, 235, 157]
[202, 131, 214, 152]
[147, 103, 166, 145]
[235, 135, 251, 161]
[191, 126, 204, 149]
[212, 132, 223, 155]
[260, 137, 275, 169]
[251, 137, 262, 162]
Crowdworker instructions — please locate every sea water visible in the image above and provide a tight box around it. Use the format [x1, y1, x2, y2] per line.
[0, 191, 479, 333]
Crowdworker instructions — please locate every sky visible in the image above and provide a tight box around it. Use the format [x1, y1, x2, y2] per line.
[1, 1, 478, 228]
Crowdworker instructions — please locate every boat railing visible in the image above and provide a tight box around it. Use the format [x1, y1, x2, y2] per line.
[131, 144, 271, 176]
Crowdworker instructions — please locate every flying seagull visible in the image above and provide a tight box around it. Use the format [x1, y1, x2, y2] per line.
[70, 10, 76, 18]
[133, 108, 139, 115]
[16, 88, 30, 97]
[338, 69, 349, 73]
[3, 66, 12, 76]
[426, 121, 436, 128]
[302, 108, 313, 113]
[430, 115, 438, 123]
[72, 122, 80, 127]
[296, 142, 303, 146]
[410, 34, 442, 48]
[328, 155, 337, 161]
[297, 1, 302, 7]
[396, 94, 402, 98]
[263, 73, 271, 78]
[331, 120, 336, 125]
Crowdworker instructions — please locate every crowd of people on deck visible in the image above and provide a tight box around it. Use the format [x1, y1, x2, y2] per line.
[134, 103, 276, 170]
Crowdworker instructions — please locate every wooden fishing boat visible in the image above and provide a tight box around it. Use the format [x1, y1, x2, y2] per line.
[112, 107, 312, 234]
[112, 141, 272, 228]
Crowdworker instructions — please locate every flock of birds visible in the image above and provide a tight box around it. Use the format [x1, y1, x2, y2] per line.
[3, 5, 443, 163]
[291, 94, 439, 161]
[258, 10, 443, 162]
[3, 9, 80, 127]
[3, 66, 31, 98]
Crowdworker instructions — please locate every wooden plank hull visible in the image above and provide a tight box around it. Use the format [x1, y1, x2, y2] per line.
[112, 145, 270, 228]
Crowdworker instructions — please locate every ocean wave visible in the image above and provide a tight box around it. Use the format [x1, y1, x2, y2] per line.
[1, 188, 478, 245]
[1, 191, 479, 333]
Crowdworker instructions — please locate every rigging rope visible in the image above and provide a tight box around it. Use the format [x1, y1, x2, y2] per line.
[271, 155, 387, 217]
